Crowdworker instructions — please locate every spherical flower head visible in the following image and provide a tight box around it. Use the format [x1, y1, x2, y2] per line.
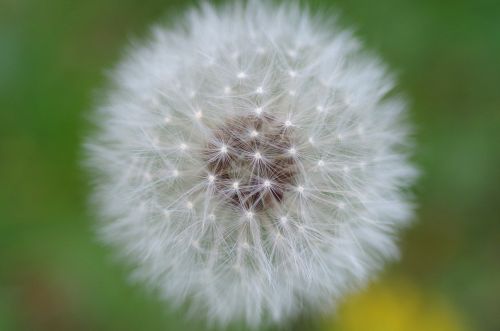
[86, 1, 417, 327]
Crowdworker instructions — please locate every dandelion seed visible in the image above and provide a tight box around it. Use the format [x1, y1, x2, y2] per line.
[287, 50, 297, 58]
[279, 216, 288, 225]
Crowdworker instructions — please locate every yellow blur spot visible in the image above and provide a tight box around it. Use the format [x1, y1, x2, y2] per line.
[323, 279, 467, 331]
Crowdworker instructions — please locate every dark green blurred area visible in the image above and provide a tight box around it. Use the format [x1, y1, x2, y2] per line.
[1, 0, 499, 330]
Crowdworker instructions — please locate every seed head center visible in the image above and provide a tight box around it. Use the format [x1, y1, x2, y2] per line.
[205, 115, 297, 212]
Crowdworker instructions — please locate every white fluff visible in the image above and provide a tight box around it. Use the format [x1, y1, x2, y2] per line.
[86, 1, 417, 327]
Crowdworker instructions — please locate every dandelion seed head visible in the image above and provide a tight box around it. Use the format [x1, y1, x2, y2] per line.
[86, 0, 417, 327]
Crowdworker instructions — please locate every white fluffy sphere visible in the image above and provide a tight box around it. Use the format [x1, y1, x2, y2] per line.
[86, 0, 417, 327]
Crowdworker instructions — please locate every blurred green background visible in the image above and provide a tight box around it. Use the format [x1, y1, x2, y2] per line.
[1, 0, 499, 330]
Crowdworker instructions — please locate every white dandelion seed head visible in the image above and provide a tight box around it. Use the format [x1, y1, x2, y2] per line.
[86, 0, 417, 327]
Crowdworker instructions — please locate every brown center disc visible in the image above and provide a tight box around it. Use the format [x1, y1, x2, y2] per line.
[204, 114, 298, 212]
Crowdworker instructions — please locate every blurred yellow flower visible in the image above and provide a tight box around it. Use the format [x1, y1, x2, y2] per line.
[323, 279, 466, 331]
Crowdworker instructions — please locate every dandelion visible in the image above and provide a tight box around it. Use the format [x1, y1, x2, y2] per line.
[86, 0, 417, 327]
[324, 280, 466, 331]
